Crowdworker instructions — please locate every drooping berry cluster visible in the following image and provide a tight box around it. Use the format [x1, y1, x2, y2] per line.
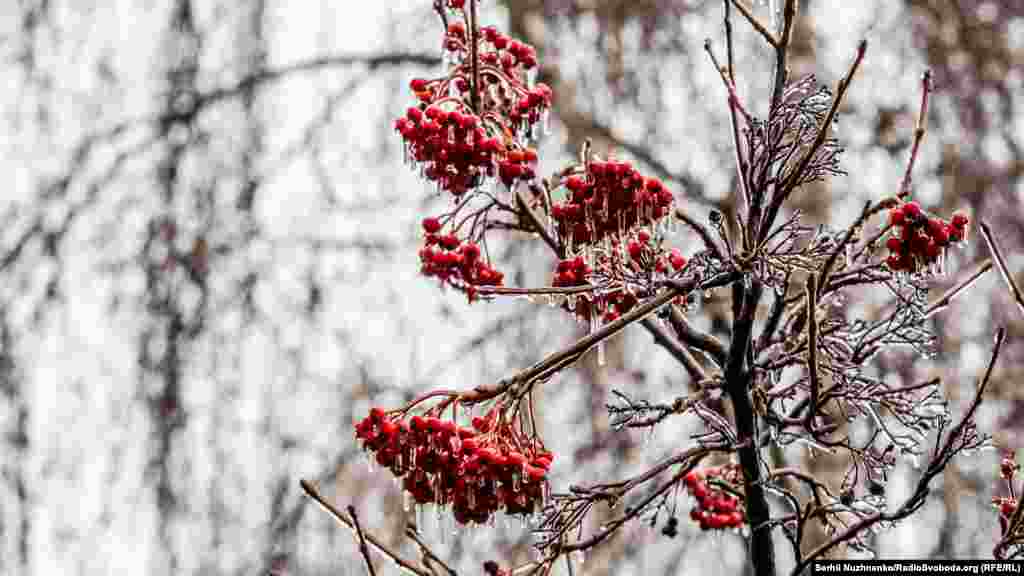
[419, 217, 503, 299]
[551, 159, 675, 250]
[395, 104, 505, 197]
[549, 225, 689, 324]
[884, 201, 969, 273]
[624, 229, 688, 275]
[684, 464, 746, 531]
[354, 407, 553, 525]
[544, 157, 688, 325]
[395, 5, 551, 197]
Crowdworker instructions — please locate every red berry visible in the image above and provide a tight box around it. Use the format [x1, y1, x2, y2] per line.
[726, 511, 745, 527]
[422, 217, 442, 234]
[447, 22, 465, 37]
[461, 243, 480, 262]
[637, 229, 651, 244]
[1001, 500, 1017, 517]
[627, 240, 643, 261]
[903, 201, 922, 219]
[889, 207, 905, 226]
[525, 465, 546, 482]
[692, 483, 709, 501]
[410, 78, 429, 92]
[885, 253, 902, 270]
[506, 452, 526, 468]
[369, 407, 386, 421]
[885, 237, 903, 253]
[669, 249, 687, 271]
[951, 211, 969, 229]
[440, 234, 460, 250]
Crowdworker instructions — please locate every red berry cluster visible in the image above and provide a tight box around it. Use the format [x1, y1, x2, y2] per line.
[684, 465, 746, 531]
[354, 407, 553, 525]
[395, 6, 551, 197]
[395, 104, 504, 197]
[549, 225, 689, 324]
[625, 229, 688, 274]
[552, 255, 591, 288]
[550, 159, 675, 249]
[884, 201, 969, 273]
[419, 217, 503, 299]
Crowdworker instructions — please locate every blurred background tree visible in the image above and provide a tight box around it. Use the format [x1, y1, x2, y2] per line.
[0, 1, 1021, 574]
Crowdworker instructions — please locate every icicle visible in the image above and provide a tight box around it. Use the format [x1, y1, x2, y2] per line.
[597, 341, 606, 366]
[567, 294, 577, 312]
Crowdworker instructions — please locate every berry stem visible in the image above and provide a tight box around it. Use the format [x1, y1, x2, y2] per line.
[468, 0, 481, 115]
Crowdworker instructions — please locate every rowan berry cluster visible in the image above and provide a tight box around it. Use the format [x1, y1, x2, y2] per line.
[684, 464, 746, 531]
[394, 3, 551, 197]
[354, 407, 553, 525]
[549, 226, 688, 324]
[419, 217, 503, 298]
[884, 201, 969, 273]
[550, 159, 675, 250]
[546, 158, 687, 324]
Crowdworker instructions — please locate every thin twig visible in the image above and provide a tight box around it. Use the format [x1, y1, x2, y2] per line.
[770, 0, 799, 110]
[405, 525, 457, 576]
[816, 200, 872, 298]
[720, 0, 753, 250]
[898, 70, 932, 199]
[468, 0, 481, 114]
[980, 221, 1024, 319]
[761, 40, 868, 246]
[348, 505, 379, 576]
[299, 480, 431, 576]
[666, 304, 728, 366]
[516, 186, 561, 256]
[923, 259, 992, 318]
[642, 317, 708, 382]
[475, 284, 594, 296]
[729, 0, 779, 48]
[675, 207, 728, 263]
